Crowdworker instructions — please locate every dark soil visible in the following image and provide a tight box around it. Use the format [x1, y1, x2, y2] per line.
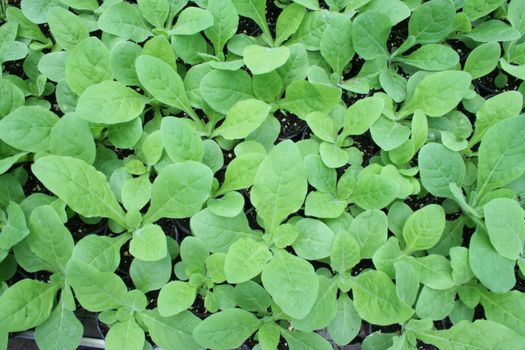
[277, 111, 307, 141]
[474, 70, 521, 96]
[351, 132, 380, 166]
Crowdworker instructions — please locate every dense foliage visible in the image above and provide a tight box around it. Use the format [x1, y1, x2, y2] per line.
[1, 0, 525, 349]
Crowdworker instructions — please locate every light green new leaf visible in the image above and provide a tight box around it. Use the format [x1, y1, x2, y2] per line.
[419, 143, 466, 198]
[281, 329, 332, 350]
[244, 45, 290, 75]
[349, 209, 388, 258]
[231, 0, 270, 41]
[464, 20, 521, 42]
[161, 117, 204, 162]
[0, 77, 24, 118]
[275, 3, 305, 46]
[261, 252, 319, 319]
[214, 99, 271, 139]
[327, 294, 361, 346]
[139, 310, 202, 350]
[49, 114, 96, 164]
[193, 309, 260, 349]
[464, 0, 504, 20]
[0, 106, 58, 152]
[144, 161, 213, 223]
[0, 279, 58, 332]
[330, 232, 361, 274]
[251, 140, 307, 231]
[0, 202, 29, 251]
[137, 0, 169, 28]
[224, 237, 272, 283]
[74, 81, 146, 124]
[351, 270, 414, 325]
[130, 224, 167, 261]
[32, 156, 126, 225]
[484, 198, 525, 260]
[509, 0, 525, 34]
[105, 318, 145, 350]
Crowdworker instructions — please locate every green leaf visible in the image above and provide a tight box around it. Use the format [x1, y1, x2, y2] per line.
[415, 286, 456, 320]
[398, 44, 459, 71]
[0, 202, 29, 250]
[477, 117, 525, 198]
[281, 329, 332, 350]
[327, 294, 361, 346]
[27, 205, 74, 273]
[243, 45, 290, 75]
[470, 91, 523, 146]
[304, 112, 336, 143]
[66, 259, 128, 311]
[351, 270, 414, 325]
[49, 114, 96, 164]
[214, 99, 271, 139]
[130, 256, 172, 293]
[65, 37, 112, 95]
[304, 191, 346, 219]
[464, 0, 504, 21]
[330, 232, 361, 273]
[480, 290, 525, 337]
[464, 20, 521, 42]
[405, 70, 471, 117]
[200, 69, 253, 114]
[69, 234, 128, 273]
[257, 323, 280, 350]
[351, 173, 399, 210]
[469, 231, 515, 293]
[394, 260, 419, 306]
[106, 318, 145, 350]
[161, 117, 204, 162]
[34, 306, 83, 350]
[139, 310, 202, 350]
[343, 96, 385, 136]
[251, 141, 307, 231]
[419, 143, 466, 198]
[464, 42, 501, 79]
[47, 7, 88, 51]
[171, 7, 213, 35]
[231, 0, 271, 42]
[130, 224, 167, 261]
[319, 142, 348, 168]
[280, 80, 342, 119]
[0, 279, 58, 332]
[205, 0, 239, 55]
[414, 320, 525, 349]
[193, 309, 260, 349]
[292, 218, 335, 260]
[320, 13, 354, 76]
[275, 3, 305, 47]
[224, 237, 272, 283]
[0, 77, 24, 118]
[32, 156, 126, 225]
[405, 254, 455, 290]
[144, 161, 213, 223]
[509, 0, 525, 33]
[135, 55, 194, 116]
[74, 81, 146, 124]
[349, 209, 388, 258]
[291, 276, 337, 332]
[98, 2, 151, 42]
[484, 198, 525, 260]
[0, 106, 58, 152]
[352, 11, 391, 60]
[191, 209, 257, 253]
[138, 0, 169, 28]
[402, 204, 445, 254]
[158, 281, 197, 316]
[261, 252, 319, 319]
[208, 191, 245, 217]
[408, 0, 455, 43]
